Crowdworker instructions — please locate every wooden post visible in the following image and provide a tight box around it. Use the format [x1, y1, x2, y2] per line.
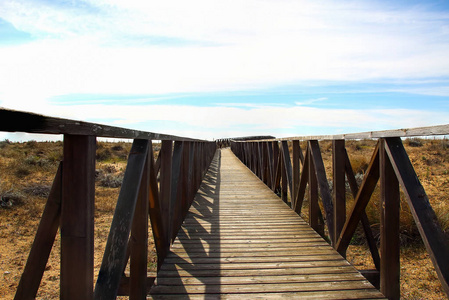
[292, 141, 301, 210]
[333, 140, 346, 246]
[170, 141, 184, 242]
[61, 135, 96, 300]
[308, 142, 320, 233]
[380, 139, 400, 300]
[130, 149, 149, 299]
[147, 142, 168, 270]
[160, 140, 173, 249]
[94, 139, 149, 299]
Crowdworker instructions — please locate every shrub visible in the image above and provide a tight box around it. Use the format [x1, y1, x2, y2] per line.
[98, 173, 123, 188]
[23, 184, 51, 198]
[407, 138, 423, 147]
[0, 189, 25, 208]
[96, 148, 112, 161]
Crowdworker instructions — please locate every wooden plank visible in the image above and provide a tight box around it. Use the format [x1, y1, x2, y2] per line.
[308, 142, 323, 236]
[94, 139, 149, 299]
[130, 148, 150, 299]
[344, 149, 380, 268]
[333, 140, 346, 246]
[336, 142, 380, 256]
[380, 139, 400, 300]
[157, 266, 359, 277]
[61, 135, 96, 300]
[14, 163, 62, 300]
[309, 140, 334, 243]
[292, 140, 301, 209]
[281, 141, 294, 201]
[147, 141, 168, 270]
[159, 140, 173, 247]
[0, 108, 203, 141]
[265, 142, 273, 188]
[385, 137, 449, 296]
[272, 141, 281, 191]
[170, 141, 184, 242]
[294, 146, 309, 214]
[156, 273, 367, 285]
[151, 280, 377, 294]
[271, 123, 449, 141]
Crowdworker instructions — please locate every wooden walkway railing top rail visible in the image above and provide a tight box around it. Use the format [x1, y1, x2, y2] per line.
[230, 125, 449, 300]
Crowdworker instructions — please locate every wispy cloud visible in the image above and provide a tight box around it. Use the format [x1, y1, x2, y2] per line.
[295, 97, 328, 106]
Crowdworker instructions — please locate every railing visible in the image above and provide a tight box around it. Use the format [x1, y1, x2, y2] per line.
[1, 109, 216, 299]
[230, 125, 449, 300]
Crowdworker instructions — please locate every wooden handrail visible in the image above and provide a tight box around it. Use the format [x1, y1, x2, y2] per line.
[231, 124, 449, 142]
[0, 108, 206, 141]
[231, 136, 449, 299]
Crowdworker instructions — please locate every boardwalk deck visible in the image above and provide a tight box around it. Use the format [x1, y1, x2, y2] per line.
[149, 149, 386, 299]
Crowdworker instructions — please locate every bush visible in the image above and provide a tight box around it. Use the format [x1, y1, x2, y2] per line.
[98, 173, 123, 188]
[23, 184, 51, 198]
[407, 138, 423, 147]
[96, 148, 112, 161]
[0, 189, 25, 208]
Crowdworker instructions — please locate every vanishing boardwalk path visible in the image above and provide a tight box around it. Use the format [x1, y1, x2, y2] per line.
[149, 149, 386, 299]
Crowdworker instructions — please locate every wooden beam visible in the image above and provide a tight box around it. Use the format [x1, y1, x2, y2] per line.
[281, 141, 294, 202]
[308, 144, 322, 236]
[159, 140, 173, 249]
[293, 146, 309, 215]
[130, 149, 150, 299]
[0, 108, 204, 141]
[61, 135, 96, 300]
[94, 139, 149, 299]
[385, 137, 449, 296]
[336, 142, 380, 256]
[170, 141, 184, 242]
[292, 141, 301, 209]
[15, 163, 62, 300]
[344, 149, 380, 268]
[309, 140, 334, 243]
[333, 140, 346, 246]
[380, 139, 400, 300]
[265, 123, 449, 141]
[147, 142, 168, 270]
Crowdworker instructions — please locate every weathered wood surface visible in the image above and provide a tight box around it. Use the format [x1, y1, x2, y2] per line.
[149, 149, 385, 299]
[0, 108, 203, 141]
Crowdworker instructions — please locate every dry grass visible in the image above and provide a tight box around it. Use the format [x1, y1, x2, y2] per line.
[0, 140, 159, 299]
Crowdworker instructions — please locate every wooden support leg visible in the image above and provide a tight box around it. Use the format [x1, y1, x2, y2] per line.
[61, 135, 96, 300]
[380, 139, 400, 300]
[15, 163, 63, 300]
[130, 150, 150, 299]
[94, 139, 149, 299]
[333, 140, 346, 247]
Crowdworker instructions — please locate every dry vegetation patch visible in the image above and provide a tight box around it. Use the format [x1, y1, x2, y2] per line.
[0, 138, 447, 298]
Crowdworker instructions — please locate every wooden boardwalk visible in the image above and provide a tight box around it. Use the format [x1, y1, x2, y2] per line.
[149, 149, 386, 299]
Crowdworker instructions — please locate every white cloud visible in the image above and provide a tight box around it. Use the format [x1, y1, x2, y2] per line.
[295, 97, 328, 106]
[1, 0, 449, 140]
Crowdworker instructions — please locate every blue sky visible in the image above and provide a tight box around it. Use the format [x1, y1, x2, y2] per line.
[0, 0, 448, 140]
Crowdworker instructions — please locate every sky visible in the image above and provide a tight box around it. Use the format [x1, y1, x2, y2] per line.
[1, 0, 449, 141]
